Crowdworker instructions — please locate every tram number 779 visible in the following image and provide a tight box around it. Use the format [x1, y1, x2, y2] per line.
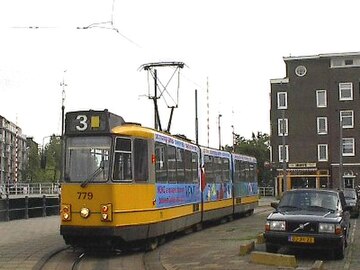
[77, 192, 94, 200]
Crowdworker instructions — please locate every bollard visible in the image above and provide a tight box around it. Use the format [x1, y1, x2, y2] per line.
[25, 196, 29, 219]
[42, 195, 46, 217]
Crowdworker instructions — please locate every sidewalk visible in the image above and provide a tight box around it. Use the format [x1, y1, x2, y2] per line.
[0, 216, 64, 269]
[258, 196, 277, 207]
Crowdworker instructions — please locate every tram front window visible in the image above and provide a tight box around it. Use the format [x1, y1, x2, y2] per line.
[65, 136, 111, 183]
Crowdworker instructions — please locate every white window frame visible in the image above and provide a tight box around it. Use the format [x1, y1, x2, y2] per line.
[277, 92, 287, 109]
[278, 145, 289, 162]
[340, 110, 354, 128]
[317, 117, 327, 135]
[318, 144, 328, 161]
[316, 90, 327, 108]
[277, 118, 288, 136]
[339, 82, 353, 101]
[342, 138, 355, 156]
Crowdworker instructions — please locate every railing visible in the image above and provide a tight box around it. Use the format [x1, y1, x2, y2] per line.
[0, 194, 60, 221]
[259, 186, 275, 196]
[0, 182, 60, 197]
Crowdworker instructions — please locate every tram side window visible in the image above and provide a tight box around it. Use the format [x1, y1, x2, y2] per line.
[214, 157, 222, 182]
[113, 138, 132, 181]
[249, 163, 255, 183]
[234, 160, 241, 183]
[134, 139, 148, 182]
[168, 145, 177, 182]
[222, 158, 230, 181]
[192, 152, 199, 183]
[155, 142, 167, 183]
[244, 163, 250, 182]
[240, 161, 246, 181]
[184, 150, 192, 183]
[204, 155, 215, 183]
[177, 148, 185, 183]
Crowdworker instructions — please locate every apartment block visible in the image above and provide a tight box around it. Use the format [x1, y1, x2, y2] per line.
[270, 52, 360, 194]
[0, 115, 28, 186]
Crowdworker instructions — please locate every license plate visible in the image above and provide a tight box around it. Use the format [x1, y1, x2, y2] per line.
[288, 235, 315, 244]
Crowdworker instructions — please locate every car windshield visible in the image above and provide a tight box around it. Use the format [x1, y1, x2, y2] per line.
[278, 190, 338, 212]
[65, 136, 111, 183]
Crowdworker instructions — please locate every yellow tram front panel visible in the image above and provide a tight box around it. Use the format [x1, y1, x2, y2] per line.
[61, 183, 199, 227]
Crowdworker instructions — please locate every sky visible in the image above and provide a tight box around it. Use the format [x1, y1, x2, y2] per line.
[0, 0, 360, 148]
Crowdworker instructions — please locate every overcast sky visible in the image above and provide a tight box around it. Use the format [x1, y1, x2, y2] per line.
[1, 0, 359, 147]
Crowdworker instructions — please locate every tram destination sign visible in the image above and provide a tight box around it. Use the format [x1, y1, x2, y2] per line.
[65, 110, 125, 135]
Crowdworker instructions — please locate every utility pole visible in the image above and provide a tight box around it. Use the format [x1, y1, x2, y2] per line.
[231, 125, 235, 150]
[281, 110, 287, 192]
[218, 114, 222, 150]
[195, 90, 199, 145]
[339, 118, 343, 189]
[60, 70, 67, 181]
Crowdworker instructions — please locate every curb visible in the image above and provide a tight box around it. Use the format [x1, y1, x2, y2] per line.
[249, 251, 298, 268]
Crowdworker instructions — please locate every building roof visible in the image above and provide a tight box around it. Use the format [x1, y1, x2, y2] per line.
[283, 51, 360, 61]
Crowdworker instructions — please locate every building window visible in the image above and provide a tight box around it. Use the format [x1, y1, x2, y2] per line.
[340, 110, 354, 128]
[339, 82, 353, 101]
[342, 138, 355, 156]
[277, 92, 287, 109]
[278, 145, 289, 162]
[345, 59, 353, 66]
[278, 118, 288, 136]
[316, 90, 327, 108]
[318, 144, 328, 161]
[317, 117, 327, 134]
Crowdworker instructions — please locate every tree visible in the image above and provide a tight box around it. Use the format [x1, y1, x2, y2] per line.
[40, 135, 61, 182]
[24, 138, 41, 182]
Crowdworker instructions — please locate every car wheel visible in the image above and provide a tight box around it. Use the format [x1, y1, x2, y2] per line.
[265, 243, 278, 253]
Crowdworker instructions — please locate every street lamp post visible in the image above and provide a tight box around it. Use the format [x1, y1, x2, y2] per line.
[231, 125, 235, 150]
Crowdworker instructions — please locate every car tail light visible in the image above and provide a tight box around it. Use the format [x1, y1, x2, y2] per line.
[101, 203, 112, 222]
[61, 204, 71, 221]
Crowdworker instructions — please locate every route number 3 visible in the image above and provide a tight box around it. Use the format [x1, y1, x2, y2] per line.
[76, 115, 88, 131]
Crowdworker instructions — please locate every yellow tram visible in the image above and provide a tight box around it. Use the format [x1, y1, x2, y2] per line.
[60, 109, 258, 249]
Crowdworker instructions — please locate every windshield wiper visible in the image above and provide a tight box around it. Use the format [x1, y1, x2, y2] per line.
[306, 205, 335, 213]
[81, 163, 104, 188]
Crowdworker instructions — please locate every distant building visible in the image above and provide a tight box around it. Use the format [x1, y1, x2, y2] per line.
[270, 52, 360, 195]
[0, 115, 28, 186]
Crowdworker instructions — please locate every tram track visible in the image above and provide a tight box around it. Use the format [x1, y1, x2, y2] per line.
[34, 246, 161, 270]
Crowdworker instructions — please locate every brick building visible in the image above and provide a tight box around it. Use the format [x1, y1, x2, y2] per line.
[270, 52, 360, 195]
[0, 115, 28, 186]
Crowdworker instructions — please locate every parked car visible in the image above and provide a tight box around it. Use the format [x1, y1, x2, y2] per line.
[343, 188, 360, 218]
[264, 188, 351, 259]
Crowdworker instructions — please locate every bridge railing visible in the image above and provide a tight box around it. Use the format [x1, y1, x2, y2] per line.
[258, 186, 275, 196]
[0, 183, 60, 197]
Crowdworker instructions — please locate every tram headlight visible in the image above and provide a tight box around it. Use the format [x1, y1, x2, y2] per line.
[80, 207, 90, 219]
[61, 204, 71, 221]
[101, 203, 112, 222]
